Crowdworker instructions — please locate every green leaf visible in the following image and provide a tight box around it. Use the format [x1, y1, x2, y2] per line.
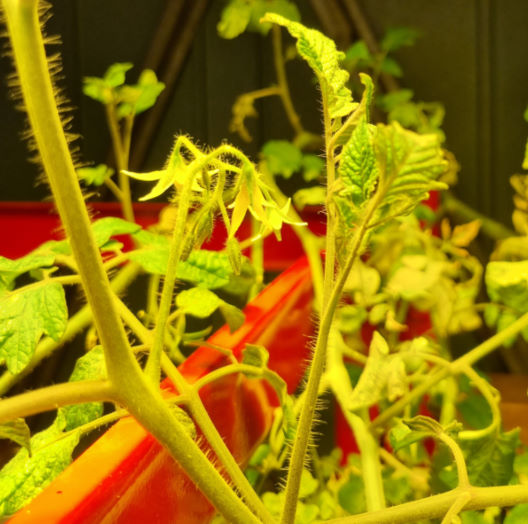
[217, 0, 252, 39]
[505, 504, 528, 524]
[485, 261, 528, 313]
[77, 164, 114, 186]
[59, 346, 107, 432]
[462, 428, 520, 487]
[514, 449, 528, 475]
[91, 217, 141, 248]
[116, 69, 165, 118]
[0, 419, 31, 453]
[345, 332, 394, 411]
[301, 154, 325, 182]
[373, 121, 448, 219]
[377, 89, 414, 112]
[177, 287, 222, 318]
[293, 186, 326, 209]
[0, 282, 67, 374]
[129, 229, 170, 274]
[262, 140, 303, 178]
[460, 511, 489, 524]
[338, 474, 365, 515]
[0, 253, 55, 293]
[299, 469, 318, 498]
[381, 27, 420, 52]
[379, 56, 402, 77]
[383, 470, 412, 505]
[389, 420, 429, 452]
[176, 250, 233, 289]
[458, 392, 493, 430]
[0, 420, 80, 516]
[345, 40, 371, 63]
[263, 14, 354, 118]
[104, 62, 133, 87]
[248, 0, 301, 35]
[338, 119, 377, 206]
[242, 344, 269, 368]
[218, 302, 246, 332]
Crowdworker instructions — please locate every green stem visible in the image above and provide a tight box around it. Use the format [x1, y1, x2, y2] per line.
[442, 192, 514, 240]
[105, 103, 134, 222]
[0, 380, 113, 423]
[249, 216, 264, 300]
[144, 176, 192, 383]
[371, 309, 528, 430]
[271, 25, 304, 138]
[440, 492, 472, 524]
[2, 4, 259, 522]
[280, 194, 380, 524]
[114, 297, 274, 524]
[325, 485, 528, 524]
[437, 432, 470, 487]
[346, 411, 386, 511]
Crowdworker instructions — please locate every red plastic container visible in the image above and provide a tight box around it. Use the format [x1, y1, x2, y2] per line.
[8, 257, 314, 524]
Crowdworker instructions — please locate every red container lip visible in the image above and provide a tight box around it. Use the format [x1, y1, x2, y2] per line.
[8, 256, 314, 524]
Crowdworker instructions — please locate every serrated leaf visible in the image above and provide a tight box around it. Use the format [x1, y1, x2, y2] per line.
[0, 421, 79, 516]
[338, 119, 377, 205]
[383, 470, 412, 505]
[0, 419, 31, 453]
[177, 287, 222, 318]
[263, 14, 354, 119]
[462, 429, 520, 487]
[176, 250, 233, 289]
[59, 346, 106, 432]
[217, 0, 252, 39]
[262, 140, 303, 178]
[0, 282, 67, 373]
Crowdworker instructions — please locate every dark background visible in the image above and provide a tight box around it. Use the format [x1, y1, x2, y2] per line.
[1, 0, 527, 229]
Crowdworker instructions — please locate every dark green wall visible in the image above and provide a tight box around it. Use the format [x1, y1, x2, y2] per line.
[1, 0, 528, 230]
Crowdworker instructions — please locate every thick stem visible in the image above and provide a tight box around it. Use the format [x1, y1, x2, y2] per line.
[0, 380, 114, 423]
[2, 4, 259, 521]
[326, 485, 528, 524]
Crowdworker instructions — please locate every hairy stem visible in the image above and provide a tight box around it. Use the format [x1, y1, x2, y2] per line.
[2, 3, 259, 521]
[326, 484, 528, 524]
